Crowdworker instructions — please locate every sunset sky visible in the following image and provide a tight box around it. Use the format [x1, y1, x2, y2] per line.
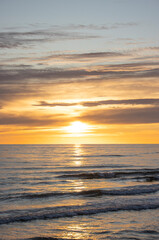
[0, 0, 159, 144]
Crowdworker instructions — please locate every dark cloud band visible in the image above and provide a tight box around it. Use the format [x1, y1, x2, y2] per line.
[34, 98, 159, 108]
[79, 107, 159, 125]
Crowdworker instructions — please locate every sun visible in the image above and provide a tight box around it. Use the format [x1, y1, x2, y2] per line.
[64, 121, 90, 134]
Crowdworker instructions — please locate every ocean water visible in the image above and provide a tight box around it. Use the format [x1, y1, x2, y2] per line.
[0, 144, 159, 240]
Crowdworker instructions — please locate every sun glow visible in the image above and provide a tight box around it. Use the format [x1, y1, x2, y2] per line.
[64, 121, 90, 134]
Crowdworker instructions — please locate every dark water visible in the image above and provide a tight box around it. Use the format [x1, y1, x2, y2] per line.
[0, 144, 159, 240]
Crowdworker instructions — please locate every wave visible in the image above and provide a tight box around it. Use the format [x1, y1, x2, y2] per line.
[25, 238, 62, 240]
[0, 191, 65, 201]
[55, 164, 134, 170]
[74, 154, 128, 158]
[0, 196, 158, 225]
[1, 183, 159, 201]
[23, 229, 159, 240]
[77, 184, 159, 197]
[57, 168, 159, 180]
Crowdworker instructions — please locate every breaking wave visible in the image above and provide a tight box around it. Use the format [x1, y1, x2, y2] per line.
[0, 196, 158, 225]
[57, 168, 159, 180]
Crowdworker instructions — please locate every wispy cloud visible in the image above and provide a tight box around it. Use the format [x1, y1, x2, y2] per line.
[0, 22, 138, 49]
[0, 51, 129, 66]
[1, 64, 159, 84]
[65, 22, 138, 30]
[0, 28, 99, 49]
[34, 51, 127, 65]
[1, 45, 159, 66]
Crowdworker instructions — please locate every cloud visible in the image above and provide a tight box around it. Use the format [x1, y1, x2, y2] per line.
[35, 51, 126, 64]
[2, 45, 158, 66]
[1, 64, 159, 84]
[0, 67, 92, 82]
[0, 27, 99, 49]
[34, 98, 159, 108]
[34, 101, 77, 107]
[0, 22, 138, 49]
[0, 50, 129, 67]
[79, 107, 159, 125]
[66, 52, 124, 59]
[0, 112, 70, 127]
[107, 61, 159, 69]
[67, 22, 138, 30]
[0, 59, 159, 107]
[81, 98, 159, 107]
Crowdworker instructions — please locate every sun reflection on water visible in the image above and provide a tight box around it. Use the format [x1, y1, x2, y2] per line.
[61, 223, 91, 240]
[71, 179, 85, 192]
[74, 144, 82, 156]
[72, 144, 83, 166]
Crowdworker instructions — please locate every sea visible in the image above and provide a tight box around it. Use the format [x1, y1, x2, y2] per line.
[0, 144, 159, 240]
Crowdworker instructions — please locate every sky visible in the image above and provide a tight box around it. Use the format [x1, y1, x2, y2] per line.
[0, 0, 159, 144]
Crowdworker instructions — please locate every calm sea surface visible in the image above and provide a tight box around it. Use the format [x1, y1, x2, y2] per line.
[0, 144, 159, 240]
